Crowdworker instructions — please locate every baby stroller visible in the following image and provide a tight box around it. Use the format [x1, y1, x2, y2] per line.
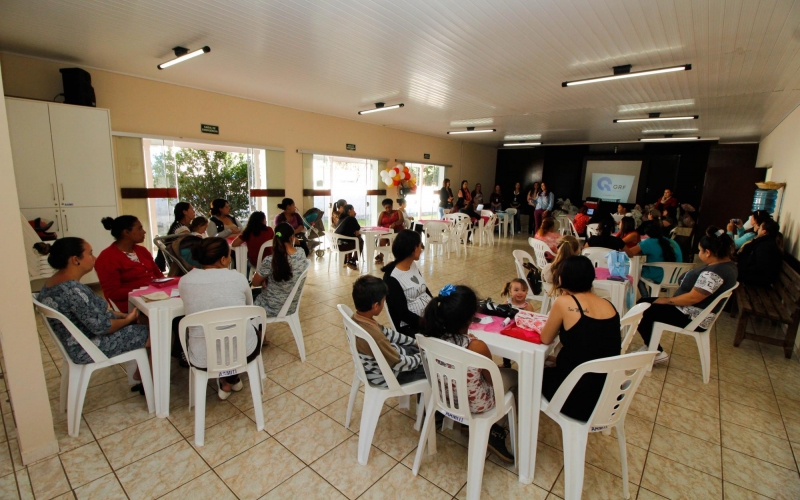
[302, 207, 326, 258]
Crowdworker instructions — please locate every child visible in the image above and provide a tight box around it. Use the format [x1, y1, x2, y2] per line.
[397, 198, 414, 228]
[421, 284, 516, 463]
[189, 217, 209, 238]
[351, 275, 426, 386]
[501, 278, 533, 311]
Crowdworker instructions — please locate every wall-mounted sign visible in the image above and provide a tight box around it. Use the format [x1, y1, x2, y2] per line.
[346, 143, 356, 151]
[201, 124, 219, 134]
[424, 153, 431, 159]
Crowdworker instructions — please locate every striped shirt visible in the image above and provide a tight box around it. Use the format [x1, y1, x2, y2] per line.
[351, 314, 421, 387]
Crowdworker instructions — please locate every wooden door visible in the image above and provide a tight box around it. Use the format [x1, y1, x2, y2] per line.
[699, 167, 767, 230]
[48, 104, 117, 207]
[5, 98, 59, 209]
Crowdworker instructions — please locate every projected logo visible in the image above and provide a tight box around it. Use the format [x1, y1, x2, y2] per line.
[597, 177, 613, 191]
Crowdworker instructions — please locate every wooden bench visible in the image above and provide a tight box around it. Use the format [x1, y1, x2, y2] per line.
[733, 261, 800, 358]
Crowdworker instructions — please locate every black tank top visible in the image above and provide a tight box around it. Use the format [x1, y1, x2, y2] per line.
[542, 295, 621, 421]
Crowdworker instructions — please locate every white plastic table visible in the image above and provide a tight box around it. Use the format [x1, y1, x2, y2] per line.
[130, 286, 184, 418]
[469, 315, 555, 485]
[360, 227, 392, 273]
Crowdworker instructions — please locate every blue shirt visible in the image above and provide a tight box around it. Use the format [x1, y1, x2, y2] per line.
[639, 237, 683, 282]
[535, 191, 554, 211]
[727, 227, 756, 250]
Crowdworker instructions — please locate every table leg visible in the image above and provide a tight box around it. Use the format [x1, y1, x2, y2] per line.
[151, 308, 173, 418]
[364, 234, 376, 272]
[517, 349, 540, 484]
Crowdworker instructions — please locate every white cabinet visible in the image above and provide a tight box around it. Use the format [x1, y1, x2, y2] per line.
[5, 99, 58, 209]
[7, 98, 119, 283]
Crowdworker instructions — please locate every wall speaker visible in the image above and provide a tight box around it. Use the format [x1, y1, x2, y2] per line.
[59, 68, 96, 107]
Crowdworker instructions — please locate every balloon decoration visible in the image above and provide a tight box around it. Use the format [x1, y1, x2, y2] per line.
[380, 164, 417, 196]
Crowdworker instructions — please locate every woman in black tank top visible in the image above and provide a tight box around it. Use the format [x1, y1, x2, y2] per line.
[540, 256, 621, 421]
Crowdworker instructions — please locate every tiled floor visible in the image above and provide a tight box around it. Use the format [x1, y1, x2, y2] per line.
[2, 233, 800, 499]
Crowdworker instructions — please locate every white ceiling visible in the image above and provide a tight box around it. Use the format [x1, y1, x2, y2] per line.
[2, 0, 800, 146]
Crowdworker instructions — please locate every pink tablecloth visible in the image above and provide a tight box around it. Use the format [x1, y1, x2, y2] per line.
[416, 220, 448, 224]
[594, 267, 633, 285]
[361, 226, 392, 232]
[469, 314, 507, 333]
[129, 278, 181, 298]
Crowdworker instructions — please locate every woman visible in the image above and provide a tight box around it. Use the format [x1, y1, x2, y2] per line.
[37, 237, 149, 365]
[179, 237, 259, 399]
[531, 182, 554, 235]
[274, 198, 310, 256]
[489, 185, 503, 212]
[334, 204, 363, 270]
[542, 235, 581, 284]
[585, 218, 624, 251]
[509, 182, 524, 232]
[155, 201, 196, 271]
[540, 256, 621, 421]
[421, 284, 516, 462]
[534, 217, 560, 256]
[625, 225, 683, 297]
[382, 230, 431, 334]
[396, 198, 413, 229]
[252, 223, 310, 317]
[232, 211, 274, 269]
[572, 206, 591, 236]
[727, 210, 771, 250]
[616, 217, 640, 248]
[637, 209, 662, 235]
[331, 199, 348, 229]
[378, 198, 403, 232]
[438, 179, 454, 220]
[207, 199, 242, 238]
[737, 218, 783, 287]
[95, 215, 164, 312]
[654, 188, 678, 216]
[471, 183, 485, 207]
[460, 199, 482, 224]
[636, 229, 737, 364]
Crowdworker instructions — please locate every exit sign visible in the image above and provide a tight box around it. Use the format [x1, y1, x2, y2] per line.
[346, 143, 356, 151]
[201, 124, 219, 134]
[424, 153, 430, 159]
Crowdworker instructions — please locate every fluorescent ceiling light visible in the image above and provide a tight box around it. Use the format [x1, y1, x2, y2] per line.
[503, 142, 541, 147]
[614, 114, 698, 123]
[158, 46, 210, 69]
[358, 102, 404, 115]
[618, 99, 694, 113]
[451, 118, 494, 127]
[642, 128, 699, 134]
[563, 64, 691, 87]
[504, 134, 541, 140]
[447, 127, 496, 135]
[639, 136, 701, 142]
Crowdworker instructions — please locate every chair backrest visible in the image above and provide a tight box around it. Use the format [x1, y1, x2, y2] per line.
[582, 247, 614, 268]
[556, 215, 572, 235]
[337, 304, 405, 391]
[684, 283, 739, 331]
[415, 334, 509, 425]
[586, 223, 599, 238]
[443, 213, 461, 224]
[546, 351, 656, 431]
[642, 262, 696, 286]
[32, 294, 109, 363]
[375, 232, 397, 248]
[178, 305, 266, 378]
[480, 210, 494, 217]
[620, 302, 651, 353]
[425, 222, 449, 244]
[527, 238, 551, 269]
[255, 240, 274, 268]
[329, 232, 359, 253]
[567, 218, 580, 237]
[629, 255, 646, 290]
[276, 268, 310, 318]
[154, 234, 189, 275]
[512, 250, 537, 300]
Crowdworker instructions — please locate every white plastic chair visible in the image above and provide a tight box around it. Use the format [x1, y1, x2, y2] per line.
[586, 223, 599, 238]
[513, 249, 551, 313]
[527, 237, 551, 269]
[444, 213, 470, 224]
[412, 335, 516, 500]
[264, 268, 310, 361]
[582, 247, 614, 268]
[478, 213, 497, 246]
[328, 232, 362, 274]
[557, 215, 572, 236]
[542, 351, 656, 500]
[374, 232, 397, 263]
[640, 262, 696, 298]
[620, 302, 650, 354]
[449, 220, 472, 256]
[505, 208, 518, 237]
[32, 295, 155, 437]
[249, 240, 274, 279]
[336, 305, 429, 465]
[629, 255, 646, 300]
[178, 305, 266, 446]
[424, 221, 450, 256]
[648, 283, 738, 383]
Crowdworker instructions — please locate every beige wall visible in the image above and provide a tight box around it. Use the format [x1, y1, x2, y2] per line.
[0, 53, 497, 213]
[112, 136, 151, 237]
[0, 61, 59, 463]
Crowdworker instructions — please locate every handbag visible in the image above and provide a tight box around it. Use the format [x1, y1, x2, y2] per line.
[479, 298, 518, 319]
[523, 263, 543, 295]
[606, 250, 630, 279]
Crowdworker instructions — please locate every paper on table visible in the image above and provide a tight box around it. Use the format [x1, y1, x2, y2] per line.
[170, 289, 180, 298]
[142, 291, 170, 302]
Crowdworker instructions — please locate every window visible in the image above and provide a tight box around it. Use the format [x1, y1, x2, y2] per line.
[307, 154, 379, 227]
[402, 164, 446, 220]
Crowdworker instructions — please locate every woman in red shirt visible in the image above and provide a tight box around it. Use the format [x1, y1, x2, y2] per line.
[572, 206, 591, 236]
[615, 216, 641, 248]
[378, 199, 403, 232]
[95, 215, 164, 312]
[232, 211, 274, 269]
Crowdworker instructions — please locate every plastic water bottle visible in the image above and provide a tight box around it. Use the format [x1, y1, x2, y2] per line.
[752, 189, 778, 213]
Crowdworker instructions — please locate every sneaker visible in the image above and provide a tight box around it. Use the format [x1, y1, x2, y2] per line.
[231, 379, 244, 392]
[374, 254, 383, 263]
[487, 424, 514, 463]
[653, 350, 670, 364]
[346, 261, 358, 271]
